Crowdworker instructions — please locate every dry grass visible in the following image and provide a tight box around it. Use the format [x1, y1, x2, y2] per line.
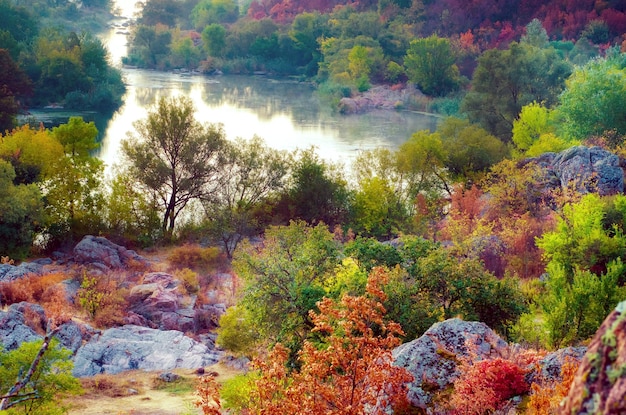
[66, 363, 243, 415]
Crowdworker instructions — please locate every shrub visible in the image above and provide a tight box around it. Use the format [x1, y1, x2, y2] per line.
[0, 273, 67, 305]
[449, 357, 530, 414]
[175, 268, 200, 294]
[526, 358, 579, 414]
[168, 244, 220, 271]
[77, 272, 128, 328]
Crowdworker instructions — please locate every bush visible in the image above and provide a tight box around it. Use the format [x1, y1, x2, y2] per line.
[175, 268, 200, 294]
[449, 357, 529, 414]
[168, 244, 221, 272]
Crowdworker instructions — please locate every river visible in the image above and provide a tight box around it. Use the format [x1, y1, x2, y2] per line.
[56, 1, 442, 175]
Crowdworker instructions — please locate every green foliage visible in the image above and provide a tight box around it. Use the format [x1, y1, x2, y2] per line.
[0, 160, 45, 258]
[122, 96, 226, 237]
[46, 117, 105, 243]
[323, 257, 368, 298]
[78, 274, 104, 319]
[220, 373, 259, 413]
[191, 0, 239, 29]
[556, 52, 626, 143]
[344, 236, 404, 271]
[202, 136, 290, 258]
[105, 171, 162, 247]
[462, 42, 572, 142]
[202, 24, 227, 58]
[279, 148, 350, 226]
[521, 19, 549, 48]
[536, 193, 626, 277]
[318, 36, 386, 87]
[350, 176, 404, 238]
[0, 50, 32, 132]
[404, 35, 461, 97]
[0, 340, 81, 414]
[231, 221, 342, 353]
[216, 305, 261, 357]
[437, 117, 508, 180]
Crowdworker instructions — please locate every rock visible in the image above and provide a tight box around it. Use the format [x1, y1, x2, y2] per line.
[0, 261, 44, 281]
[538, 346, 587, 382]
[158, 372, 180, 382]
[73, 235, 149, 270]
[72, 325, 221, 377]
[528, 146, 623, 196]
[393, 318, 509, 409]
[0, 305, 42, 350]
[559, 301, 626, 414]
[55, 320, 95, 354]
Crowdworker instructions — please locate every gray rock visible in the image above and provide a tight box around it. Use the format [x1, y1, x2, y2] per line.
[158, 372, 180, 382]
[73, 235, 148, 270]
[0, 306, 42, 350]
[72, 325, 221, 377]
[0, 261, 44, 281]
[539, 346, 587, 382]
[529, 146, 624, 196]
[393, 318, 509, 409]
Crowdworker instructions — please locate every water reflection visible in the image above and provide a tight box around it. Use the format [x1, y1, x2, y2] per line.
[98, 69, 440, 175]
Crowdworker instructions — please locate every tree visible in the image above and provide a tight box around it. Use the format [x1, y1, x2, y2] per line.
[520, 18, 549, 48]
[0, 160, 45, 258]
[245, 268, 413, 415]
[228, 221, 342, 354]
[0, 49, 32, 132]
[122, 96, 226, 237]
[191, 0, 239, 29]
[280, 148, 350, 226]
[46, 117, 105, 241]
[462, 42, 572, 142]
[437, 117, 508, 181]
[0, 334, 81, 414]
[404, 35, 461, 97]
[556, 51, 626, 143]
[203, 136, 290, 258]
[202, 24, 227, 58]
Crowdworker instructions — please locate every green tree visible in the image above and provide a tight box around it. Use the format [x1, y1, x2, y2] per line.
[0, 337, 81, 414]
[0, 49, 32, 132]
[350, 176, 405, 238]
[288, 11, 329, 76]
[404, 35, 461, 97]
[556, 51, 626, 144]
[520, 18, 549, 48]
[191, 0, 239, 30]
[203, 136, 290, 258]
[462, 42, 572, 142]
[45, 117, 105, 241]
[122, 96, 226, 237]
[536, 193, 626, 279]
[202, 24, 227, 58]
[0, 160, 45, 258]
[228, 221, 342, 354]
[437, 117, 508, 181]
[105, 170, 162, 247]
[279, 148, 350, 226]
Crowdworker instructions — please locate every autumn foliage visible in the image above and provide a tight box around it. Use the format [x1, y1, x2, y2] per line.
[450, 357, 530, 414]
[240, 267, 413, 414]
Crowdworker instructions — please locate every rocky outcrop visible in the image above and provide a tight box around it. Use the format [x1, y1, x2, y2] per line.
[73, 235, 149, 271]
[0, 302, 93, 353]
[559, 301, 626, 414]
[393, 318, 509, 409]
[338, 84, 424, 114]
[128, 272, 224, 333]
[0, 261, 44, 282]
[528, 146, 624, 196]
[72, 325, 221, 377]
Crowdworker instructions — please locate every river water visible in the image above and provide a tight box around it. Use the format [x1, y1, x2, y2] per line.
[82, 2, 442, 174]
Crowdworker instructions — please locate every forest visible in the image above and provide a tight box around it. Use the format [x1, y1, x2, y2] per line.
[1, 0, 626, 414]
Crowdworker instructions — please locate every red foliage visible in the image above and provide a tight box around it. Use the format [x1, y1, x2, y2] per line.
[450, 358, 530, 415]
[248, 267, 413, 415]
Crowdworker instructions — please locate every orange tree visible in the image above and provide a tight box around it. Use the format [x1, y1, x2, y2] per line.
[245, 267, 413, 414]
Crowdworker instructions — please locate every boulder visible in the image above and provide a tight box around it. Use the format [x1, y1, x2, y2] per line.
[0, 305, 42, 350]
[0, 261, 44, 282]
[528, 146, 623, 196]
[72, 325, 221, 377]
[73, 235, 149, 270]
[559, 301, 626, 414]
[393, 318, 509, 409]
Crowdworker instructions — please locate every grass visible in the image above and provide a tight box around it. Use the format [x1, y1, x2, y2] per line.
[66, 363, 244, 415]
